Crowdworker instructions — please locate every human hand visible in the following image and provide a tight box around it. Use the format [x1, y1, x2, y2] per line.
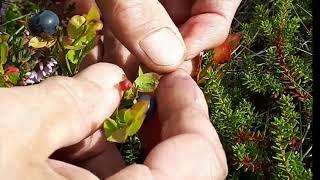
[67, 0, 241, 78]
[0, 64, 227, 180]
[0, 63, 126, 179]
[52, 70, 228, 180]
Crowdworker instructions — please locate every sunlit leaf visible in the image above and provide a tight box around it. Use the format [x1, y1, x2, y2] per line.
[66, 49, 78, 64]
[104, 118, 128, 143]
[0, 43, 8, 66]
[7, 73, 20, 85]
[85, 5, 103, 31]
[29, 36, 56, 48]
[104, 101, 149, 143]
[126, 101, 149, 136]
[67, 15, 86, 39]
[0, 34, 9, 68]
[138, 66, 144, 77]
[4, 66, 20, 85]
[213, 32, 243, 64]
[86, 5, 100, 24]
[135, 73, 160, 93]
[191, 54, 203, 83]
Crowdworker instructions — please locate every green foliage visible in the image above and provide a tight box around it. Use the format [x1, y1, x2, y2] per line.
[202, 0, 312, 178]
[271, 95, 311, 179]
[104, 67, 160, 143]
[135, 67, 160, 93]
[104, 101, 149, 143]
[118, 135, 143, 165]
[2, 1, 38, 33]
[62, 5, 103, 75]
[0, 34, 9, 74]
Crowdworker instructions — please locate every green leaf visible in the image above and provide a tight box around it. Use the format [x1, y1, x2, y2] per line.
[104, 102, 148, 143]
[0, 43, 8, 67]
[66, 49, 78, 64]
[29, 36, 56, 49]
[7, 72, 20, 85]
[104, 118, 128, 143]
[86, 5, 100, 24]
[0, 76, 6, 87]
[85, 5, 103, 31]
[0, 35, 9, 68]
[138, 66, 144, 77]
[104, 118, 118, 137]
[124, 87, 138, 100]
[67, 15, 86, 39]
[80, 36, 96, 60]
[135, 72, 160, 93]
[107, 128, 128, 143]
[126, 101, 149, 136]
[0, 34, 10, 43]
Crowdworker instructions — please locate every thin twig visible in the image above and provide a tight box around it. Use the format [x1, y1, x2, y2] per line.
[0, 13, 32, 27]
[290, 2, 311, 35]
[294, 47, 313, 56]
[303, 145, 312, 159]
[297, 4, 312, 17]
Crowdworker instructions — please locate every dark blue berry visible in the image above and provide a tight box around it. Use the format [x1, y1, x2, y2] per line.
[29, 10, 60, 36]
[137, 94, 157, 121]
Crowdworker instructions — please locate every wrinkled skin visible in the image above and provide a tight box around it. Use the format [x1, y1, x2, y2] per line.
[0, 0, 241, 179]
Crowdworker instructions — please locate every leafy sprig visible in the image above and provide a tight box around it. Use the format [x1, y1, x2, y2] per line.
[104, 67, 160, 143]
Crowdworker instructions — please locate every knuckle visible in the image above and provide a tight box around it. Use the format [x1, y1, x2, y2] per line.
[46, 76, 103, 112]
[108, 0, 163, 33]
[111, 0, 145, 23]
[89, 62, 125, 76]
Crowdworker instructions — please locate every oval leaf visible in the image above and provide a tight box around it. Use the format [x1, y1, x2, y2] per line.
[126, 101, 149, 136]
[67, 15, 86, 39]
[135, 73, 160, 93]
[213, 32, 243, 65]
[29, 36, 56, 49]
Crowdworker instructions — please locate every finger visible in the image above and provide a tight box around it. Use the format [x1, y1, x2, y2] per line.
[52, 129, 125, 179]
[180, 0, 242, 59]
[48, 159, 99, 180]
[156, 69, 224, 148]
[63, 0, 97, 15]
[0, 63, 124, 155]
[145, 70, 227, 179]
[100, 0, 186, 73]
[78, 142, 126, 179]
[160, 0, 194, 25]
[119, 70, 228, 179]
[52, 129, 115, 162]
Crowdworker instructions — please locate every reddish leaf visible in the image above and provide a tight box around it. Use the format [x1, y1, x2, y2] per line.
[213, 32, 243, 64]
[191, 53, 203, 83]
[4, 66, 19, 75]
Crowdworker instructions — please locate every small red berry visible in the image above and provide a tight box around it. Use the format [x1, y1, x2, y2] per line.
[5, 66, 20, 75]
[119, 80, 133, 91]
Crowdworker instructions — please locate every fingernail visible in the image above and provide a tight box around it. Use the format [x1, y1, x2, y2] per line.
[140, 28, 185, 66]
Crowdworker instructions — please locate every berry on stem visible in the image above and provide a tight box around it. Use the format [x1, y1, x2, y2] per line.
[119, 79, 134, 91]
[28, 10, 60, 36]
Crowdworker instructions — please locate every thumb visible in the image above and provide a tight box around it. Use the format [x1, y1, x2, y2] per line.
[0, 63, 124, 155]
[99, 0, 186, 73]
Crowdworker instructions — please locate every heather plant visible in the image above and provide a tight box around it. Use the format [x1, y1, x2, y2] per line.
[199, 0, 312, 178]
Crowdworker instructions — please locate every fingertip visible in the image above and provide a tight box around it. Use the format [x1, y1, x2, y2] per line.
[75, 63, 125, 91]
[156, 69, 208, 116]
[139, 28, 186, 73]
